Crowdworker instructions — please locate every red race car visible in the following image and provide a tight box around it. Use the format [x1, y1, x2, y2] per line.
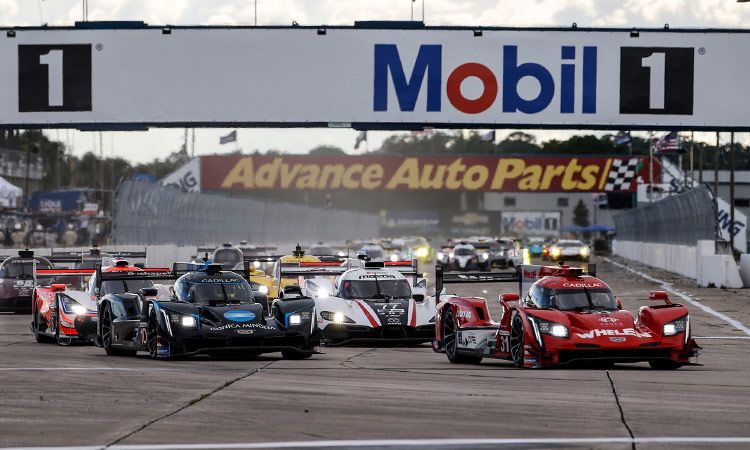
[433, 264, 700, 369]
[31, 269, 97, 345]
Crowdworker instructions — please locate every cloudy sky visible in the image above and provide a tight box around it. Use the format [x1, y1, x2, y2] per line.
[2, 0, 749, 162]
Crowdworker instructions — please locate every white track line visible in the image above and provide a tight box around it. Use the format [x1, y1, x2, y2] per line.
[603, 257, 750, 336]
[4, 437, 750, 450]
[0, 367, 174, 372]
[694, 336, 750, 340]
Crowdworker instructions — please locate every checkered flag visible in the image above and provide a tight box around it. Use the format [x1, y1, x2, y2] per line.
[604, 158, 639, 191]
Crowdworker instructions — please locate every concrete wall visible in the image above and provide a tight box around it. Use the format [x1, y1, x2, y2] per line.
[612, 240, 697, 279]
[613, 239, 745, 288]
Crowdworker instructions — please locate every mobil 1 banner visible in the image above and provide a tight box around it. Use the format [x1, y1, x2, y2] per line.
[1, 26, 749, 129]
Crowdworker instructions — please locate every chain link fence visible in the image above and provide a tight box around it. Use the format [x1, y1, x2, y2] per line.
[111, 181, 380, 245]
[614, 186, 717, 245]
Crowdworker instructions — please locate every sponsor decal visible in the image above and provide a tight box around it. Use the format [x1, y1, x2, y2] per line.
[236, 329, 255, 335]
[562, 282, 604, 288]
[387, 317, 401, 324]
[599, 317, 619, 324]
[209, 322, 274, 332]
[359, 274, 396, 279]
[379, 304, 405, 314]
[575, 328, 651, 339]
[457, 310, 472, 319]
[204, 155, 652, 193]
[224, 310, 256, 323]
[609, 337, 626, 342]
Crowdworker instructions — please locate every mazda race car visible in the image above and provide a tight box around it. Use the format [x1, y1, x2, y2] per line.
[433, 264, 699, 369]
[95, 262, 318, 359]
[285, 260, 434, 344]
[0, 250, 54, 313]
[526, 237, 546, 257]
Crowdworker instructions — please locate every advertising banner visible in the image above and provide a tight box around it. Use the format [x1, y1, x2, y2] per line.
[1, 25, 749, 129]
[201, 154, 650, 193]
[161, 158, 201, 193]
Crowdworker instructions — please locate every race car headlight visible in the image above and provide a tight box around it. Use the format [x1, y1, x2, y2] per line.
[550, 247, 561, 257]
[449, 252, 455, 259]
[258, 285, 269, 295]
[316, 288, 330, 299]
[415, 247, 429, 258]
[580, 246, 590, 256]
[390, 254, 399, 262]
[663, 315, 687, 336]
[71, 304, 87, 315]
[482, 252, 489, 260]
[437, 252, 444, 260]
[320, 310, 355, 324]
[288, 314, 301, 325]
[181, 316, 197, 327]
[531, 316, 569, 339]
[253, 261, 261, 269]
[61, 296, 90, 315]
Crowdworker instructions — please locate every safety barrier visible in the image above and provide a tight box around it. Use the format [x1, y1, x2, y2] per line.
[614, 186, 717, 245]
[111, 180, 380, 245]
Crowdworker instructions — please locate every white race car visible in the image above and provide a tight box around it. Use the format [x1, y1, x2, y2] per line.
[287, 260, 434, 344]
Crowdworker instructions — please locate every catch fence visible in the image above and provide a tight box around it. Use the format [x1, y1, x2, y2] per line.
[111, 181, 380, 245]
[614, 186, 717, 245]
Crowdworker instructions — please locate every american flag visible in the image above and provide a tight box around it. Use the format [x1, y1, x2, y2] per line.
[651, 131, 682, 153]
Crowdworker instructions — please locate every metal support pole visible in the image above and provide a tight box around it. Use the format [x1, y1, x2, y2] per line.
[648, 137, 654, 202]
[254, 0, 257, 26]
[714, 132, 720, 200]
[689, 131, 694, 187]
[698, 131, 704, 184]
[730, 132, 736, 252]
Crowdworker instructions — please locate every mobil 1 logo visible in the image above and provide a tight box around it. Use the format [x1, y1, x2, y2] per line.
[18, 44, 92, 112]
[619, 47, 694, 115]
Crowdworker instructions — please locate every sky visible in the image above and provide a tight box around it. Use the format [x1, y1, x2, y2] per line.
[2, 0, 749, 163]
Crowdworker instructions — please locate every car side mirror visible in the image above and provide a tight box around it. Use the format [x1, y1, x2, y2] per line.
[140, 287, 159, 298]
[648, 291, 671, 304]
[500, 293, 519, 303]
[412, 294, 425, 302]
[616, 297, 623, 310]
[416, 279, 426, 289]
[51, 284, 66, 292]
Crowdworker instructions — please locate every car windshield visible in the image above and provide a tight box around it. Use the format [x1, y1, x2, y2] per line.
[363, 248, 384, 260]
[560, 242, 583, 248]
[2, 261, 53, 279]
[185, 281, 254, 305]
[100, 279, 155, 296]
[213, 249, 242, 266]
[340, 279, 411, 300]
[547, 288, 618, 311]
[454, 248, 474, 256]
[309, 246, 333, 256]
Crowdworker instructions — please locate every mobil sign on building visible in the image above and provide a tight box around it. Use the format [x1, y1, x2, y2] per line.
[0, 24, 746, 129]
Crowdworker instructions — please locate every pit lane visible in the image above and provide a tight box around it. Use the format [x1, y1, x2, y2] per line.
[0, 257, 748, 450]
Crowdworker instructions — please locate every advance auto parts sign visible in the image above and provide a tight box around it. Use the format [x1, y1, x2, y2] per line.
[201, 155, 650, 193]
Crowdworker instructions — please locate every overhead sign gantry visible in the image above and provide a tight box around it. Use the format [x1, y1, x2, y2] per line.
[0, 21, 748, 130]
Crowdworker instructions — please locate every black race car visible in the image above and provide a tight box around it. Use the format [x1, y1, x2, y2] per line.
[0, 250, 54, 313]
[95, 262, 318, 359]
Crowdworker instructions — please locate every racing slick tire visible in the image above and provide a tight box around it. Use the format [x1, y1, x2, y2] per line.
[648, 360, 682, 370]
[147, 309, 166, 359]
[101, 303, 136, 357]
[443, 308, 482, 365]
[33, 300, 52, 344]
[510, 314, 526, 368]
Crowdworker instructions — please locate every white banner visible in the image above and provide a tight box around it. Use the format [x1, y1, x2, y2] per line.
[716, 196, 747, 253]
[160, 157, 201, 193]
[1, 26, 749, 128]
[501, 211, 561, 235]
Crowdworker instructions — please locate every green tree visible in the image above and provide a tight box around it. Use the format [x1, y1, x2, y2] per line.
[572, 199, 590, 227]
[309, 145, 347, 156]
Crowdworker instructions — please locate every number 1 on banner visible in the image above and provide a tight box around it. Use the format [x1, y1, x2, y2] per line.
[39, 49, 64, 107]
[641, 52, 665, 110]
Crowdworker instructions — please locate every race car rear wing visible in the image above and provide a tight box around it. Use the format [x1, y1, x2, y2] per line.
[435, 263, 597, 301]
[33, 268, 97, 288]
[48, 249, 147, 263]
[95, 267, 175, 288]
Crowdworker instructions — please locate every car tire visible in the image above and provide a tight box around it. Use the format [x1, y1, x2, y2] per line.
[33, 300, 52, 344]
[443, 308, 482, 365]
[147, 309, 163, 359]
[510, 314, 525, 368]
[101, 303, 136, 357]
[649, 360, 682, 370]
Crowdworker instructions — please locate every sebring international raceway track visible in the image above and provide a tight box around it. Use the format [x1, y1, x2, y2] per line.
[1, 257, 749, 450]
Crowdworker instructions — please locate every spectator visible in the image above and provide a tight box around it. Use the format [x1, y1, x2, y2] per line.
[30, 224, 46, 248]
[11, 223, 25, 248]
[61, 223, 77, 247]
